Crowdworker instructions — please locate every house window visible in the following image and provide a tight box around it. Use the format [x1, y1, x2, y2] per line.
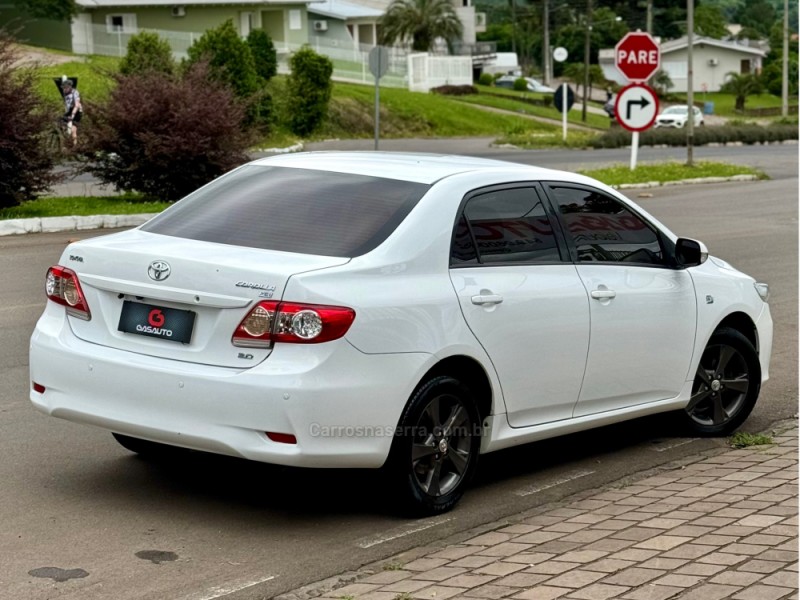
[105, 14, 137, 34]
[662, 61, 687, 79]
[289, 9, 302, 30]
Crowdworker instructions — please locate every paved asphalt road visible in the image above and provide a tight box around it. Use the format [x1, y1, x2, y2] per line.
[0, 143, 796, 600]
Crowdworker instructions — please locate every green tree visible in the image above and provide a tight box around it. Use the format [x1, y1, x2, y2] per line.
[694, 4, 728, 38]
[379, 0, 463, 52]
[552, 7, 627, 66]
[120, 32, 175, 76]
[286, 47, 333, 136]
[762, 22, 799, 97]
[0, 29, 59, 208]
[652, 69, 674, 98]
[562, 62, 607, 97]
[720, 72, 763, 111]
[735, 0, 776, 38]
[247, 29, 278, 82]
[13, 0, 75, 20]
[186, 20, 259, 97]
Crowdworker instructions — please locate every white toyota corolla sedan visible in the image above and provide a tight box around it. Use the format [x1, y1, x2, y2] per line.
[30, 152, 772, 513]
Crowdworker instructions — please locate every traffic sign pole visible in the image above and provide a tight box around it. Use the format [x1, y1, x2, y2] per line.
[614, 31, 661, 170]
[614, 83, 658, 171]
[369, 46, 389, 150]
[562, 83, 567, 141]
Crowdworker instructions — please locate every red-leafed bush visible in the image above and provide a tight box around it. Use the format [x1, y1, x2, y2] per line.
[0, 30, 60, 208]
[80, 62, 253, 201]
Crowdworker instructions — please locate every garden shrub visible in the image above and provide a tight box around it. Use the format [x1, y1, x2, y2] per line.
[513, 77, 528, 92]
[80, 62, 252, 201]
[431, 84, 478, 96]
[0, 30, 59, 208]
[119, 31, 175, 76]
[478, 72, 493, 86]
[247, 29, 278, 82]
[186, 20, 259, 98]
[589, 123, 799, 149]
[286, 46, 333, 137]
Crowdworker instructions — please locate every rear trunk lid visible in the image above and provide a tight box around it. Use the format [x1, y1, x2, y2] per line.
[63, 230, 349, 368]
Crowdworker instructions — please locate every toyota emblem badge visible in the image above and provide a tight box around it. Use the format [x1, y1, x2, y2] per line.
[148, 260, 171, 281]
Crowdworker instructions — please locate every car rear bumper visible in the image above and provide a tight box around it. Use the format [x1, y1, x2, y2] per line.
[30, 308, 429, 468]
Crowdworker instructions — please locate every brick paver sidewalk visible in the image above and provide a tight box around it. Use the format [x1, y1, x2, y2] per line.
[290, 424, 798, 600]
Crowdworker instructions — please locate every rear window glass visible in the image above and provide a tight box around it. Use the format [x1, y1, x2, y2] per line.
[141, 165, 431, 257]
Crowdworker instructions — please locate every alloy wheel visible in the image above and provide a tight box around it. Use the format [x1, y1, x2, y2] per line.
[686, 342, 750, 427]
[411, 394, 473, 497]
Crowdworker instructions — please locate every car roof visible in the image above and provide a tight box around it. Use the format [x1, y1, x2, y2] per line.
[252, 151, 576, 185]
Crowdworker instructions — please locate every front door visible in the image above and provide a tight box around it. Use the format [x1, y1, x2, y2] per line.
[543, 183, 697, 417]
[449, 184, 591, 427]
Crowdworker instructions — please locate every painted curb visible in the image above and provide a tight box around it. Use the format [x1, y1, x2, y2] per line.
[0, 213, 158, 237]
[616, 174, 759, 190]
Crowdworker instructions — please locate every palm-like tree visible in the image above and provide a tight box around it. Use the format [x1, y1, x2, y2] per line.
[720, 72, 763, 112]
[379, 0, 464, 52]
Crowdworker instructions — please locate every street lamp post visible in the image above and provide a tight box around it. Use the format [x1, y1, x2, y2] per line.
[686, 0, 694, 166]
[582, 0, 592, 123]
[782, 0, 789, 118]
[543, 0, 550, 86]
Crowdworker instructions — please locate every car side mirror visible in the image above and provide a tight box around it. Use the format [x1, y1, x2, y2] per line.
[675, 238, 708, 267]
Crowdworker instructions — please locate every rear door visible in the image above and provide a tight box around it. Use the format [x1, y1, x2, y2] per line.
[542, 183, 697, 417]
[449, 184, 591, 427]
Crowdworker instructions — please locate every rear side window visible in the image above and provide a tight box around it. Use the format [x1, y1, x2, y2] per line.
[141, 166, 430, 257]
[454, 187, 561, 264]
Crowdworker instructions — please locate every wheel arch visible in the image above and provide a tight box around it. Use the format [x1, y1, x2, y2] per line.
[414, 355, 496, 424]
[715, 311, 759, 353]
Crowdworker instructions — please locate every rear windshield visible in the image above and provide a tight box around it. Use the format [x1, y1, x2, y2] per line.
[141, 165, 431, 257]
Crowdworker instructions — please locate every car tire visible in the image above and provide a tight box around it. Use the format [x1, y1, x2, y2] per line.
[112, 433, 173, 457]
[387, 376, 481, 514]
[683, 327, 761, 436]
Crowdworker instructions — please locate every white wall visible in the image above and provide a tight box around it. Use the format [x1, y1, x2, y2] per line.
[662, 44, 762, 92]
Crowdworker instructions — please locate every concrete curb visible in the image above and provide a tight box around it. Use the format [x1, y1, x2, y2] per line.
[252, 142, 304, 154]
[0, 213, 158, 237]
[615, 173, 759, 190]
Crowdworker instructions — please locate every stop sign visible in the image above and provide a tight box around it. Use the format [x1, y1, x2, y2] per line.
[615, 32, 660, 82]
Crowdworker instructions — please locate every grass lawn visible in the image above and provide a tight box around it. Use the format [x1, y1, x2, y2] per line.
[457, 93, 611, 130]
[315, 81, 559, 139]
[579, 161, 767, 186]
[674, 92, 798, 117]
[0, 195, 170, 220]
[34, 55, 120, 110]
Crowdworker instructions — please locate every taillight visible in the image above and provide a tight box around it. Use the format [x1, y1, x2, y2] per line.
[45, 266, 91, 320]
[232, 301, 355, 347]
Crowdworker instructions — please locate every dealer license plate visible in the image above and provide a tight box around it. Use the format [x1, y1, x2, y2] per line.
[118, 301, 195, 344]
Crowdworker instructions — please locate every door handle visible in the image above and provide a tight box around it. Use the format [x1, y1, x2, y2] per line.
[590, 289, 617, 300]
[471, 294, 504, 306]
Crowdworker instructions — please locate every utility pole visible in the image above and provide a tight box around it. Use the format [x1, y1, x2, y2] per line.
[511, 0, 517, 55]
[646, 0, 653, 34]
[582, 0, 592, 123]
[543, 0, 551, 85]
[782, 0, 789, 117]
[686, 0, 694, 166]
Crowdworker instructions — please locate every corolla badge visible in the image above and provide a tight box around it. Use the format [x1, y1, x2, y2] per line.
[148, 260, 171, 281]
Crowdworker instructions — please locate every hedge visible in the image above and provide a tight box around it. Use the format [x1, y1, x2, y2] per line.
[590, 123, 799, 149]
